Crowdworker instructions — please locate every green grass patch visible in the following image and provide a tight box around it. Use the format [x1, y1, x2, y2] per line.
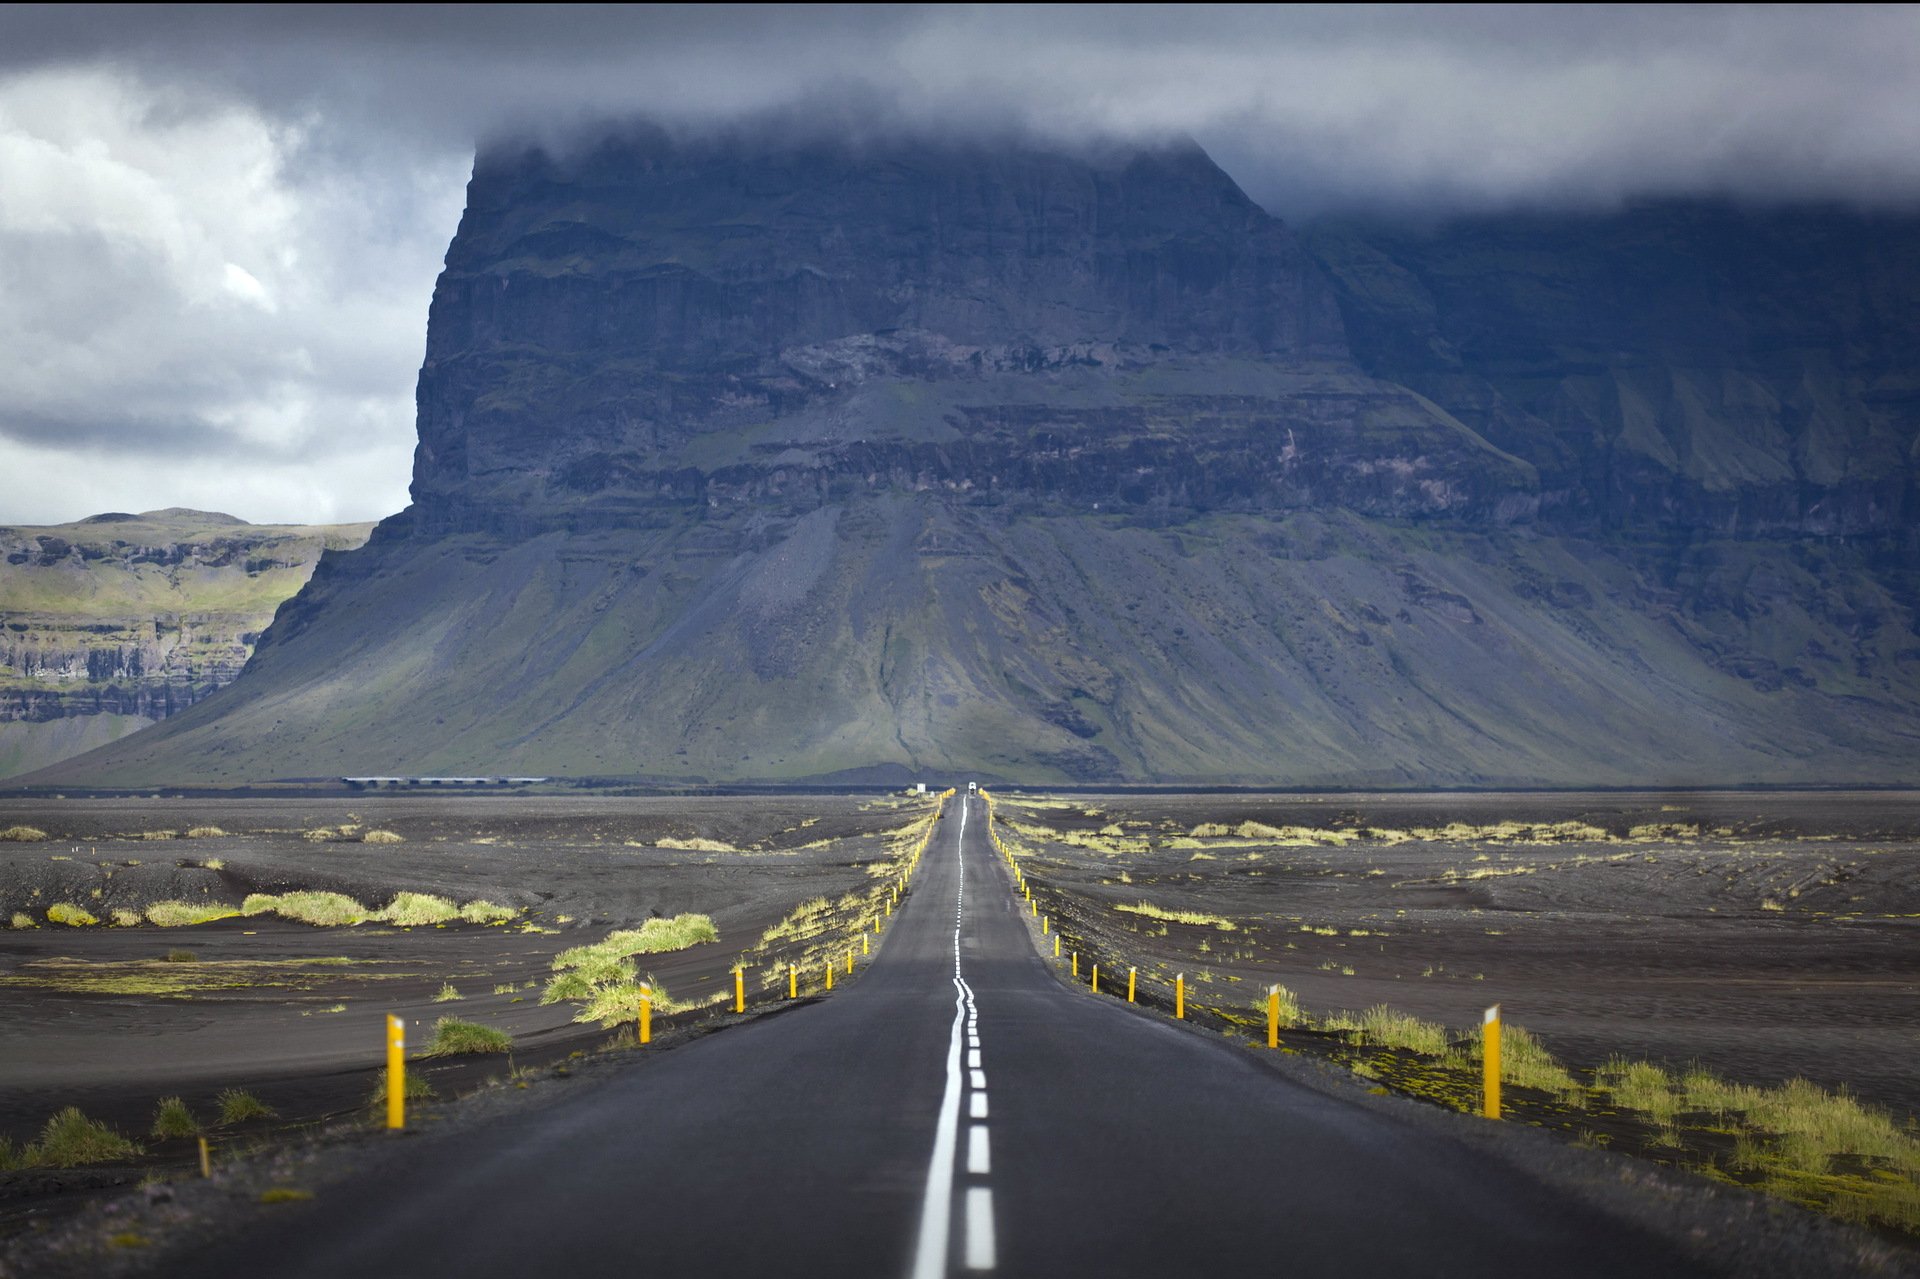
[150, 1096, 199, 1139]
[145, 900, 241, 928]
[1326, 1005, 1453, 1056]
[185, 826, 227, 839]
[240, 892, 370, 927]
[425, 1016, 512, 1056]
[46, 902, 97, 927]
[655, 836, 736, 852]
[542, 916, 713, 1026]
[368, 1073, 436, 1107]
[9, 912, 36, 929]
[215, 1089, 275, 1125]
[361, 830, 404, 844]
[379, 893, 459, 926]
[459, 900, 517, 923]
[26, 1107, 141, 1166]
[552, 914, 719, 971]
[0, 825, 48, 841]
[1251, 984, 1306, 1029]
[433, 982, 463, 1002]
[1114, 900, 1235, 931]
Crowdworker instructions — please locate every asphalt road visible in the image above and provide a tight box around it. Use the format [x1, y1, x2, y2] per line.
[175, 793, 1703, 1278]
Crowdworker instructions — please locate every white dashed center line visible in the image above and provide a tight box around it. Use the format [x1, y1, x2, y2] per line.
[909, 795, 999, 1276]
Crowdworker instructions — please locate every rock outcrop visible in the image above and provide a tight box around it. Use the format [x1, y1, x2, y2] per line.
[26, 131, 1920, 788]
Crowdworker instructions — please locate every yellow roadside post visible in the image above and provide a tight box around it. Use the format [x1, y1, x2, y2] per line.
[863, 933, 870, 956]
[789, 965, 798, 999]
[826, 961, 834, 991]
[1031, 899, 1038, 917]
[1128, 967, 1136, 1003]
[1175, 974, 1185, 1020]
[640, 986, 653, 1044]
[1072, 952, 1079, 978]
[846, 949, 854, 975]
[198, 1136, 211, 1178]
[734, 968, 745, 1013]
[1091, 964, 1100, 995]
[1042, 915, 1049, 934]
[386, 1014, 405, 1130]
[1267, 985, 1281, 1048]
[1483, 1005, 1502, 1119]
[1053, 935, 1061, 958]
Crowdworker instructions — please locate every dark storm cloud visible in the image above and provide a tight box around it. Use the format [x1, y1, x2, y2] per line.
[0, 4, 1916, 524]
[7, 4, 1920, 214]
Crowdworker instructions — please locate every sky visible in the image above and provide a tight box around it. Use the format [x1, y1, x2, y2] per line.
[2, 3, 1918, 527]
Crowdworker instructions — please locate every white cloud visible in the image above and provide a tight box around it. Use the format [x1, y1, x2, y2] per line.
[0, 7, 1918, 525]
[0, 66, 465, 525]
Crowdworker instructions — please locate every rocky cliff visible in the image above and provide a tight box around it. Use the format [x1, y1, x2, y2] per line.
[0, 510, 371, 777]
[1303, 203, 1920, 538]
[25, 131, 1920, 788]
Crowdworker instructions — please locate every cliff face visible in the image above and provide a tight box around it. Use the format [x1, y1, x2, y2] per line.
[0, 511, 372, 777]
[27, 133, 1920, 788]
[1304, 203, 1920, 538]
[405, 130, 1531, 537]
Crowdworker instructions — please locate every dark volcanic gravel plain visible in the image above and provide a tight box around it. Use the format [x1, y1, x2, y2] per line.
[0, 793, 934, 1233]
[999, 790, 1920, 1116]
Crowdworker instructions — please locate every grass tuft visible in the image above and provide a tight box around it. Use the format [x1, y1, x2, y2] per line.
[240, 892, 369, 927]
[27, 1107, 141, 1167]
[433, 982, 463, 1002]
[0, 825, 49, 841]
[1252, 984, 1306, 1028]
[185, 827, 227, 839]
[425, 1016, 512, 1056]
[1326, 1005, 1453, 1057]
[360, 830, 404, 844]
[145, 900, 241, 928]
[459, 900, 516, 924]
[214, 1088, 275, 1125]
[162, 948, 197, 963]
[543, 918, 712, 1026]
[259, 1187, 313, 1204]
[9, 912, 37, 929]
[150, 1096, 199, 1139]
[1114, 900, 1235, 931]
[368, 1073, 436, 1108]
[378, 893, 459, 926]
[46, 902, 98, 927]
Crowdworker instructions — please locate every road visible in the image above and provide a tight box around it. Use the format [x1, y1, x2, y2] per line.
[175, 792, 1702, 1278]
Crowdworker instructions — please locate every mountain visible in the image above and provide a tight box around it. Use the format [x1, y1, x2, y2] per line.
[0, 511, 372, 778]
[23, 131, 1920, 788]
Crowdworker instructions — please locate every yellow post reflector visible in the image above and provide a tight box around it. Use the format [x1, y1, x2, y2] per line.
[1483, 1005, 1502, 1119]
[386, 1014, 405, 1130]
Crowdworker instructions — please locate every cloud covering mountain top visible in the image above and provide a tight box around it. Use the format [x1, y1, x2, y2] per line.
[2, 4, 1917, 523]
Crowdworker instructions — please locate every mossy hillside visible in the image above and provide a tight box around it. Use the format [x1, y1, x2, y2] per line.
[35, 493, 1920, 789]
[0, 510, 376, 778]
